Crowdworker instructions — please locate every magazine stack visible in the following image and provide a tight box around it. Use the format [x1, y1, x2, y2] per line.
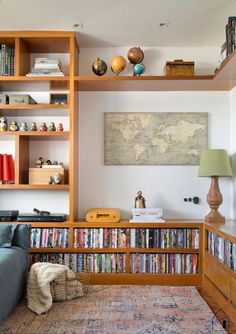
[129, 208, 165, 223]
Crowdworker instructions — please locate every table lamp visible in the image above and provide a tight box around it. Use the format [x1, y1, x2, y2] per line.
[198, 149, 232, 223]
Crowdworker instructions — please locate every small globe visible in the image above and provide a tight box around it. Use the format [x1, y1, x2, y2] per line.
[133, 63, 145, 76]
[92, 57, 107, 76]
[127, 47, 144, 64]
[111, 55, 127, 75]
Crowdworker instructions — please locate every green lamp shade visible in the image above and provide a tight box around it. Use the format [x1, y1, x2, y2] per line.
[198, 149, 232, 177]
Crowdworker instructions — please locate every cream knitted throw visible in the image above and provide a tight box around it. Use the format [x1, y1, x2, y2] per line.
[27, 262, 83, 315]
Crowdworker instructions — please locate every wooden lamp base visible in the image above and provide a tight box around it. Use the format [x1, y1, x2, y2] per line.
[205, 176, 225, 223]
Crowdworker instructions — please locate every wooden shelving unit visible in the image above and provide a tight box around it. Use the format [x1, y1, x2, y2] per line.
[0, 31, 79, 220]
[203, 221, 236, 320]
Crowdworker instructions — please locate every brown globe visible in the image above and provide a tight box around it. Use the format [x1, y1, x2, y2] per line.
[92, 57, 107, 76]
[111, 55, 127, 75]
[127, 47, 144, 64]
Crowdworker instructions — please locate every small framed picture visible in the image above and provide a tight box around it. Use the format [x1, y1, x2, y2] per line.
[50, 93, 69, 105]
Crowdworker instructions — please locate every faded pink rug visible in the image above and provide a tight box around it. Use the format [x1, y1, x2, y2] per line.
[0, 285, 226, 334]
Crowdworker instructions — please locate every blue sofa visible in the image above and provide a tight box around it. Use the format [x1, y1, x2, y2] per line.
[0, 224, 30, 323]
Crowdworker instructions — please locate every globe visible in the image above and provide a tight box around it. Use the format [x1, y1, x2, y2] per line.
[133, 63, 145, 76]
[111, 55, 127, 75]
[92, 57, 107, 76]
[127, 47, 144, 64]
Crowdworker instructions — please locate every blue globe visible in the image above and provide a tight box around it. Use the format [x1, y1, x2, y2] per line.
[133, 63, 145, 76]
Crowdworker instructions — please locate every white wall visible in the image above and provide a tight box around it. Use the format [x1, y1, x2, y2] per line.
[78, 91, 231, 219]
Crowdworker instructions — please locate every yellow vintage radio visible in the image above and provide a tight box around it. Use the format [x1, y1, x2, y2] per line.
[86, 208, 120, 223]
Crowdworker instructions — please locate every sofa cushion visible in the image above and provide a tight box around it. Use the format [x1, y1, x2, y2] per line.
[0, 225, 16, 248]
[12, 224, 31, 249]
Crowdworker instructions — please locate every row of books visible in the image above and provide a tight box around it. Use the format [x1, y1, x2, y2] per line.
[27, 57, 64, 76]
[29, 253, 126, 273]
[218, 17, 236, 69]
[207, 231, 236, 272]
[131, 253, 198, 274]
[31, 228, 69, 248]
[0, 45, 15, 76]
[73, 228, 199, 249]
[0, 154, 15, 184]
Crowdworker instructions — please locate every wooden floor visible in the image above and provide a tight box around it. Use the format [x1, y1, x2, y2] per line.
[197, 286, 236, 334]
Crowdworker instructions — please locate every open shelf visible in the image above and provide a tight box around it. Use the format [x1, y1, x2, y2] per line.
[0, 184, 69, 190]
[0, 131, 69, 138]
[0, 104, 69, 110]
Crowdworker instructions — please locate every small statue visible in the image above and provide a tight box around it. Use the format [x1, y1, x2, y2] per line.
[57, 123, 64, 131]
[53, 161, 58, 165]
[135, 191, 146, 209]
[19, 122, 28, 131]
[39, 122, 48, 131]
[44, 160, 52, 165]
[30, 122, 37, 131]
[35, 157, 44, 168]
[0, 116, 8, 131]
[9, 121, 19, 131]
[54, 172, 62, 184]
[48, 176, 54, 184]
[48, 121, 56, 131]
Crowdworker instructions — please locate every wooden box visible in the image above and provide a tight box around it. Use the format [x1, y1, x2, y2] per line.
[164, 59, 194, 76]
[29, 167, 66, 185]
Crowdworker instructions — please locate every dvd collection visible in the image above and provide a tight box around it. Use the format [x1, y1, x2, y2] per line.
[30, 228, 69, 248]
[208, 231, 236, 272]
[74, 228, 199, 249]
[0, 44, 15, 76]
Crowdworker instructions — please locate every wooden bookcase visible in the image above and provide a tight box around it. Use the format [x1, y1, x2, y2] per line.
[28, 220, 203, 285]
[0, 31, 79, 221]
[203, 221, 236, 320]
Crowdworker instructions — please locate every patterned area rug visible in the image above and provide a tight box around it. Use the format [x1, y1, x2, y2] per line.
[0, 285, 226, 334]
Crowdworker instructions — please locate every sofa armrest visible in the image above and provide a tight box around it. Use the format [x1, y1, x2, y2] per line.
[12, 224, 31, 249]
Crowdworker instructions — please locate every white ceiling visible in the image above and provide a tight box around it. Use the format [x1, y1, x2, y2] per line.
[0, 0, 235, 47]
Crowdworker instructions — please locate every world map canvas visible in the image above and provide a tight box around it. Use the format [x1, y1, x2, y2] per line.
[104, 112, 208, 165]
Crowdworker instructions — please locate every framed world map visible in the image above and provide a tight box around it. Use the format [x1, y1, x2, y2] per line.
[104, 112, 208, 165]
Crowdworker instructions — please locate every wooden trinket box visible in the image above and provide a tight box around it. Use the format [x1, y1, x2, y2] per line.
[29, 167, 66, 185]
[164, 59, 194, 76]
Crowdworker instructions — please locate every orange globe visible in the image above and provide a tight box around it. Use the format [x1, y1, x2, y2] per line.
[111, 55, 127, 75]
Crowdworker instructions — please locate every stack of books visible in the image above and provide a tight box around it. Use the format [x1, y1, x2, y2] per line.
[0, 44, 15, 76]
[226, 16, 236, 57]
[27, 58, 64, 76]
[0, 153, 15, 184]
[129, 208, 165, 223]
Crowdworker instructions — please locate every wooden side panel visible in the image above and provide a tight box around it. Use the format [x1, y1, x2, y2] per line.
[15, 136, 29, 184]
[205, 252, 230, 299]
[230, 275, 236, 307]
[68, 37, 79, 221]
[16, 37, 30, 76]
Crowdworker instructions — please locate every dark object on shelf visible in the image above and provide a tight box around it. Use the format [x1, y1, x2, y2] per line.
[35, 157, 44, 168]
[127, 47, 144, 64]
[135, 191, 146, 209]
[44, 160, 52, 165]
[39, 122, 48, 131]
[0, 210, 19, 222]
[9, 94, 37, 105]
[57, 123, 64, 131]
[133, 63, 145, 76]
[33, 208, 50, 216]
[17, 212, 67, 222]
[19, 122, 28, 131]
[0, 116, 8, 131]
[9, 121, 19, 131]
[0, 94, 9, 104]
[50, 93, 68, 105]
[164, 59, 194, 76]
[48, 122, 56, 131]
[92, 57, 107, 76]
[30, 122, 37, 131]
[53, 161, 58, 165]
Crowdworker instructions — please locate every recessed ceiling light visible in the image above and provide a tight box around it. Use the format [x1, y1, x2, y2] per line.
[159, 22, 169, 28]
